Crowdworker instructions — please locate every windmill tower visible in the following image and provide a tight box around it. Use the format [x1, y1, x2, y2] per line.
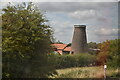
[71, 25, 87, 54]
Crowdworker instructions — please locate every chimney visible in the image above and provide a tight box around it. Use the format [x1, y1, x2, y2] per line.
[71, 25, 87, 54]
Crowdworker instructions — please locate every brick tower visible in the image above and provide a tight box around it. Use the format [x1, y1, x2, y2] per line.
[71, 25, 87, 54]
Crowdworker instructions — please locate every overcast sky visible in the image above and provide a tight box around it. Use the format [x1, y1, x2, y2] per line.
[35, 2, 118, 43]
[0, 1, 119, 43]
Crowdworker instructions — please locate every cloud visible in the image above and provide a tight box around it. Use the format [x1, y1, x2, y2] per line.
[32, 0, 117, 2]
[49, 20, 74, 43]
[0, 0, 117, 2]
[68, 9, 111, 30]
[42, 2, 118, 43]
[37, 2, 117, 26]
[36, 2, 116, 12]
[95, 28, 118, 36]
[1, 2, 118, 43]
[68, 10, 97, 21]
[0, 0, 30, 2]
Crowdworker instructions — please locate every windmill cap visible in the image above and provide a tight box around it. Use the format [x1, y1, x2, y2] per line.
[74, 25, 86, 28]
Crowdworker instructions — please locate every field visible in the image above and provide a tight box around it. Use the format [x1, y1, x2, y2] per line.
[51, 66, 119, 78]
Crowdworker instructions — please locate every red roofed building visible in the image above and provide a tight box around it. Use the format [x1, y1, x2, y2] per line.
[51, 44, 72, 55]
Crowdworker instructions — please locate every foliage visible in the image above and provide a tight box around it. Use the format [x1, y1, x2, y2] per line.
[96, 40, 110, 65]
[2, 2, 56, 78]
[107, 39, 120, 69]
[87, 42, 98, 49]
[96, 39, 120, 69]
[67, 43, 71, 47]
[48, 53, 96, 69]
[75, 53, 96, 67]
[87, 42, 99, 55]
[54, 40, 63, 44]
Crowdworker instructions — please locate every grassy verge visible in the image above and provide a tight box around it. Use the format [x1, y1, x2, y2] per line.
[50, 66, 119, 78]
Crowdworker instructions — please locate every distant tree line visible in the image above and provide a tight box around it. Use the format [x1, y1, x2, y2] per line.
[49, 39, 120, 70]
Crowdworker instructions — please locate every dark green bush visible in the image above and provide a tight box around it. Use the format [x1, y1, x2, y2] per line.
[75, 53, 96, 67]
[48, 53, 96, 69]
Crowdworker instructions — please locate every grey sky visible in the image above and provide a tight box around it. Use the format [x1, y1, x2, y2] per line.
[0, 1, 119, 43]
[36, 2, 118, 43]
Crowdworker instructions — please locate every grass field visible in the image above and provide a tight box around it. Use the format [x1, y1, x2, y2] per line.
[51, 66, 119, 78]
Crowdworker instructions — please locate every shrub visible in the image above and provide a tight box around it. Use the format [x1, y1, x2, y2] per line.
[48, 53, 96, 69]
[75, 53, 96, 67]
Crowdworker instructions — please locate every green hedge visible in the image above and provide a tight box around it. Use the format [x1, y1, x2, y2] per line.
[48, 53, 96, 69]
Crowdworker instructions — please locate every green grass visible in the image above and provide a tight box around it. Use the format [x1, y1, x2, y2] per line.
[51, 66, 119, 78]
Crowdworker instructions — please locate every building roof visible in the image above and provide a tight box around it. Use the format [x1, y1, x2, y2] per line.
[64, 47, 71, 51]
[51, 44, 67, 50]
[57, 50, 63, 55]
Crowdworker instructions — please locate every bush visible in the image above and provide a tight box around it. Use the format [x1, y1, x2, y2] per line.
[75, 53, 96, 67]
[48, 53, 96, 69]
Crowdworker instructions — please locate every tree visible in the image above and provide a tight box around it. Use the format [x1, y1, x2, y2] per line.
[2, 2, 56, 78]
[87, 42, 98, 49]
[96, 40, 110, 65]
[96, 39, 120, 68]
[67, 43, 71, 47]
[55, 40, 63, 44]
[107, 39, 120, 69]
[87, 42, 99, 55]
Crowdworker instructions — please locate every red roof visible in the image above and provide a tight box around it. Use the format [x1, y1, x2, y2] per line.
[57, 50, 62, 55]
[51, 44, 67, 50]
[64, 47, 71, 51]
